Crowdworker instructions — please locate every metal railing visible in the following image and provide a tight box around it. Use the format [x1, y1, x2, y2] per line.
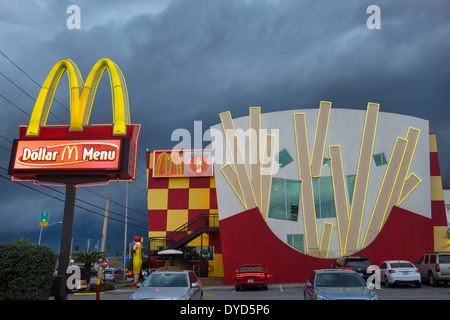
[149, 213, 219, 254]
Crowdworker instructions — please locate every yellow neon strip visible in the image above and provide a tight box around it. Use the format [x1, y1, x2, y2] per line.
[294, 113, 319, 256]
[249, 107, 262, 212]
[362, 137, 407, 248]
[78, 59, 130, 135]
[383, 128, 420, 220]
[310, 101, 332, 177]
[220, 112, 257, 209]
[220, 164, 245, 206]
[261, 134, 276, 221]
[344, 103, 379, 256]
[398, 173, 421, 205]
[319, 223, 333, 259]
[27, 59, 83, 136]
[391, 128, 420, 206]
[329, 145, 349, 256]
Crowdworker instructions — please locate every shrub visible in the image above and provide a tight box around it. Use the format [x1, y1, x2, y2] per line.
[0, 243, 56, 300]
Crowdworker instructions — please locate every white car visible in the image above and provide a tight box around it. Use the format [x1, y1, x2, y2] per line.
[129, 270, 203, 300]
[380, 260, 421, 288]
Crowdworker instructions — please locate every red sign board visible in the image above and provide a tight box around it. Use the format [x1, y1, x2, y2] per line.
[13, 139, 121, 170]
[8, 125, 140, 185]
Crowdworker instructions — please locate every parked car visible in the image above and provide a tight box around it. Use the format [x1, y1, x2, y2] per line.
[303, 269, 379, 300]
[235, 264, 268, 291]
[103, 268, 123, 282]
[332, 256, 373, 279]
[380, 260, 421, 287]
[129, 270, 203, 300]
[415, 252, 450, 286]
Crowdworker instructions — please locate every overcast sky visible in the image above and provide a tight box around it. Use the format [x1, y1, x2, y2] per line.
[0, 0, 449, 255]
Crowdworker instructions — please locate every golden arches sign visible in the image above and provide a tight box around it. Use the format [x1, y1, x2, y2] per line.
[27, 58, 130, 136]
[9, 58, 139, 184]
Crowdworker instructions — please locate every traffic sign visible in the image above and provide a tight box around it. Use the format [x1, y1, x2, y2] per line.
[39, 211, 49, 226]
[100, 259, 108, 269]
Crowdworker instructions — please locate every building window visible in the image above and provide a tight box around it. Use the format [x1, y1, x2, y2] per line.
[185, 246, 214, 261]
[322, 158, 331, 167]
[268, 178, 301, 221]
[373, 153, 388, 166]
[312, 177, 336, 218]
[287, 234, 304, 252]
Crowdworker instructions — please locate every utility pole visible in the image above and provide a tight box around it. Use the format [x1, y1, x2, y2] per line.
[123, 182, 128, 280]
[96, 197, 110, 300]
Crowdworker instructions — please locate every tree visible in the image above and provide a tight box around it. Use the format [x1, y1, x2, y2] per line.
[72, 251, 105, 287]
[11, 237, 33, 245]
[0, 242, 56, 299]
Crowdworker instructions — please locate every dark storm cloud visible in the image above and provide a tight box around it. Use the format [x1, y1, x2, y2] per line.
[0, 0, 449, 251]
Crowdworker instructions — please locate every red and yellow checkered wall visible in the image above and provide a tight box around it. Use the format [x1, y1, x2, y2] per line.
[146, 151, 223, 276]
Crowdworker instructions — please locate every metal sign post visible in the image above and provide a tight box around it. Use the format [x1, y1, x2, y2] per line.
[53, 181, 76, 300]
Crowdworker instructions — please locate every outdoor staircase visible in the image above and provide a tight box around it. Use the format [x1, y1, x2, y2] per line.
[149, 213, 219, 274]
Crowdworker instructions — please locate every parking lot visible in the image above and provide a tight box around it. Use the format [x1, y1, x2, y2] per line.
[67, 282, 450, 300]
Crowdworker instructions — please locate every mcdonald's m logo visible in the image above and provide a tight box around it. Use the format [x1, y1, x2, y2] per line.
[8, 58, 140, 185]
[27, 58, 130, 137]
[152, 150, 213, 178]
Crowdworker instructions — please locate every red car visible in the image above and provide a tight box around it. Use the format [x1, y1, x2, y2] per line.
[235, 264, 268, 291]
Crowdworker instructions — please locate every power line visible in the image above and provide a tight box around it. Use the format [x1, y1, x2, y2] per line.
[82, 186, 148, 217]
[0, 49, 70, 113]
[0, 92, 31, 117]
[0, 70, 66, 123]
[0, 172, 148, 231]
[41, 184, 147, 224]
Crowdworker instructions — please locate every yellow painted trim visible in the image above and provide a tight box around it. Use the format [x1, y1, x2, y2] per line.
[294, 113, 319, 256]
[430, 176, 445, 201]
[329, 145, 349, 256]
[74, 292, 104, 296]
[310, 101, 332, 177]
[433, 226, 450, 252]
[344, 103, 379, 256]
[429, 133, 438, 153]
[319, 223, 333, 259]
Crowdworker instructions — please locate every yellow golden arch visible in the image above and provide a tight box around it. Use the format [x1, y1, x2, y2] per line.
[26, 58, 130, 136]
[155, 152, 183, 176]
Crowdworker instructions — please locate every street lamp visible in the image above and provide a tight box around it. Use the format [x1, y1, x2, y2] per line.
[38, 221, 63, 246]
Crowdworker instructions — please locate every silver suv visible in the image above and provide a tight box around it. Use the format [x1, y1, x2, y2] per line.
[415, 252, 450, 286]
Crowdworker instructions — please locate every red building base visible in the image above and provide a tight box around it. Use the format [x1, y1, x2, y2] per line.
[219, 205, 441, 285]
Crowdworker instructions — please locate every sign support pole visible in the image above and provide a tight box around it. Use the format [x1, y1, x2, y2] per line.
[96, 197, 110, 300]
[54, 181, 76, 300]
